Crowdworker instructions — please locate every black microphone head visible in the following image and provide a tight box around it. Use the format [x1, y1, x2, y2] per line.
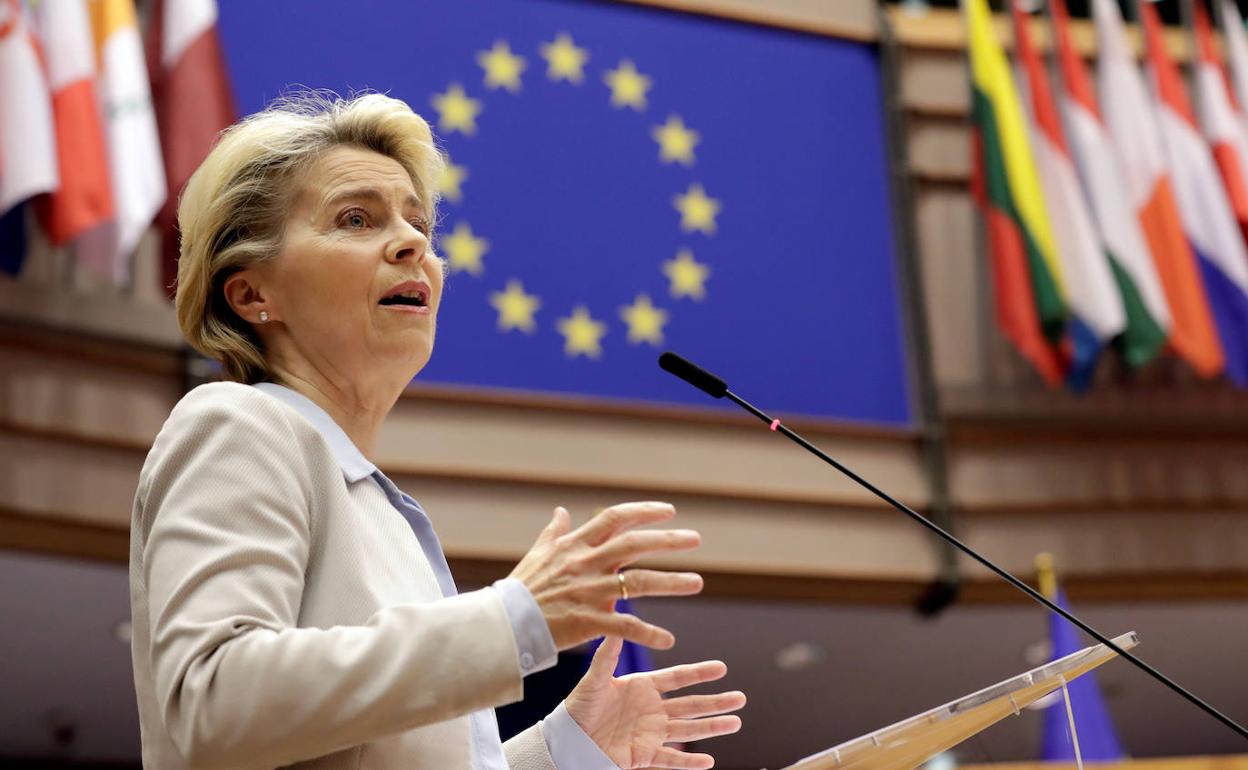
[658, 352, 728, 398]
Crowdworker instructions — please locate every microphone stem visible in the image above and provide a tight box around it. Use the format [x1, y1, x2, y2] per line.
[724, 389, 1248, 740]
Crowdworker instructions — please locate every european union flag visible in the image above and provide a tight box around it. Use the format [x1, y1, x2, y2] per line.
[218, 0, 913, 425]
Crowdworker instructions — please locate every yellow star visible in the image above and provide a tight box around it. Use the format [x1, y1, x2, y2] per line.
[541, 33, 589, 83]
[490, 280, 541, 333]
[440, 222, 489, 276]
[662, 249, 710, 300]
[431, 83, 483, 135]
[439, 160, 468, 203]
[673, 183, 721, 235]
[477, 40, 526, 93]
[652, 115, 699, 166]
[619, 294, 669, 346]
[604, 60, 651, 110]
[556, 306, 607, 359]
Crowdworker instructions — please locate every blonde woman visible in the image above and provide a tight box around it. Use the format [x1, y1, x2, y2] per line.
[129, 93, 745, 770]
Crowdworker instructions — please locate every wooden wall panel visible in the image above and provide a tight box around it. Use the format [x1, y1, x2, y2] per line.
[912, 189, 983, 388]
[0, 4, 1245, 605]
[0, 349, 180, 446]
[380, 396, 928, 510]
[616, 0, 877, 41]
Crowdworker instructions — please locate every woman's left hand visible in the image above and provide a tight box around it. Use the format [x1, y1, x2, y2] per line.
[565, 637, 746, 770]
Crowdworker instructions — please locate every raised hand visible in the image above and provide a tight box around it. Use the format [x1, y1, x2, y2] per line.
[566, 637, 746, 769]
[509, 502, 703, 651]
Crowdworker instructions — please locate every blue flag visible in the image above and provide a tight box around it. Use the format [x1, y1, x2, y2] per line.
[1041, 589, 1126, 760]
[0, 203, 29, 277]
[218, 0, 913, 425]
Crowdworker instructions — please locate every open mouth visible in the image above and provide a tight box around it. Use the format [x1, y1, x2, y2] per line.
[379, 281, 430, 308]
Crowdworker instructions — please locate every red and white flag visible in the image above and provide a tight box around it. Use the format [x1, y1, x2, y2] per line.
[147, 0, 235, 296]
[35, 0, 113, 245]
[0, 0, 58, 216]
[1139, 0, 1248, 385]
[1220, 0, 1248, 190]
[1223, 1, 1248, 106]
[1192, 0, 1248, 234]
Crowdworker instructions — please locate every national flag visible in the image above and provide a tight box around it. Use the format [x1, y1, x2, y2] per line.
[219, 1, 916, 425]
[1221, 0, 1248, 139]
[1036, 555, 1125, 760]
[79, 0, 165, 285]
[35, 0, 113, 245]
[0, 0, 59, 260]
[1140, 1, 1248, 386]
[1092, 0, 1225, 378]
[146, 0, 235, 297]
[1193, 0, 1248, 235]
[1049, 0, 1169, 369]
[963, 0, 1067, 385]
[1010, 0, 1124, 388]
[0, 205, 28, 275]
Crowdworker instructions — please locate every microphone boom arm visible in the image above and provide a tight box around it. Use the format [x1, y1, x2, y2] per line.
[660, 352, 1248, 741]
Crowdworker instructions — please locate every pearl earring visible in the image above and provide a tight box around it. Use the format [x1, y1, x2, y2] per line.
[259, 311, 269, 322]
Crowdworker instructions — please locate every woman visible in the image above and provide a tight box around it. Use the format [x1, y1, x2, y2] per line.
[129, 92, 745, 770]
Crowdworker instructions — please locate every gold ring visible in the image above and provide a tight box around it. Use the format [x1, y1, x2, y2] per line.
[617, 571, 629, 601]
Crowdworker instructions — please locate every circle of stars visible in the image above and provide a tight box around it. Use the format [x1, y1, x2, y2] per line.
[429, 32, 720, 360]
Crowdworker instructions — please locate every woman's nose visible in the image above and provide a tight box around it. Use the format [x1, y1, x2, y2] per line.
[389, 222, 429, 263]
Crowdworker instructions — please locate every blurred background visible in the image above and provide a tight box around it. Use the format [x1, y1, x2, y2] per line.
[2, 0, 1247, 767]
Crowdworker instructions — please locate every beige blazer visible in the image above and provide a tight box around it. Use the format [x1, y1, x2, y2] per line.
[129, 382, 558, 770]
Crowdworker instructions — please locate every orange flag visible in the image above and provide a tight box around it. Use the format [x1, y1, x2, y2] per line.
[36, 0, 114, 244]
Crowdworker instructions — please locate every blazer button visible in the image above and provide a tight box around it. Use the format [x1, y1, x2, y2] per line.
[520, 652, 535, 671]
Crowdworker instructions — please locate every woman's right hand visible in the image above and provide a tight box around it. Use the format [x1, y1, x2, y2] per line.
[508, 502, 703, 651]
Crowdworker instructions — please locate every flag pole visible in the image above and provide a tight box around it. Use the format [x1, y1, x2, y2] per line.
[1035, 550, 1058, 600]
[960, 0, 1004, 391]
[1210, 0, 1227, 33]
[874, 1, 962, 616]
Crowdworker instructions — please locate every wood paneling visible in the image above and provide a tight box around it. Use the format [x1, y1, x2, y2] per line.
[887, 5, 1199, 59]
[2, 5, 1246, 607]
[613, 0, 877, 41]
[11, 505, 1247, 605]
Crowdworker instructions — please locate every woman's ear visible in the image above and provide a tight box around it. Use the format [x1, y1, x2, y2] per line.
[223, 269, 274, 325]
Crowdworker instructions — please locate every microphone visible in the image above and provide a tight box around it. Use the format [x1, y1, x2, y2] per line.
[658, 351, 726, 398]
[658, 351, 1248, 741]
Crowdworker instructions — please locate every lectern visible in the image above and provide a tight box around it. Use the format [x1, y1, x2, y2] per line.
[780, 631, 1139, 770]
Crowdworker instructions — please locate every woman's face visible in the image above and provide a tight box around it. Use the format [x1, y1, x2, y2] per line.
[256, 145, 445, 384]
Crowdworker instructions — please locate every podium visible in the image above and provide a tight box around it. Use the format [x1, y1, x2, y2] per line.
[780, 631, 1139, 770]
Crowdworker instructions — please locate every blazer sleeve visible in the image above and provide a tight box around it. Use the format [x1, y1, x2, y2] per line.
[505, 703, 620, 770]
[503, 724, 557, 770]
[135, 387, 525, 770]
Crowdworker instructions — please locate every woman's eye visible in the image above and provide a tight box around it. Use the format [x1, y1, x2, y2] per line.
[410, 219, 430, 235]
[341, 210, 368, 229]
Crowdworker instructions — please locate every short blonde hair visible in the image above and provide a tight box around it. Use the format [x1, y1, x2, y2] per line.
[175, 91, 445, 383]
